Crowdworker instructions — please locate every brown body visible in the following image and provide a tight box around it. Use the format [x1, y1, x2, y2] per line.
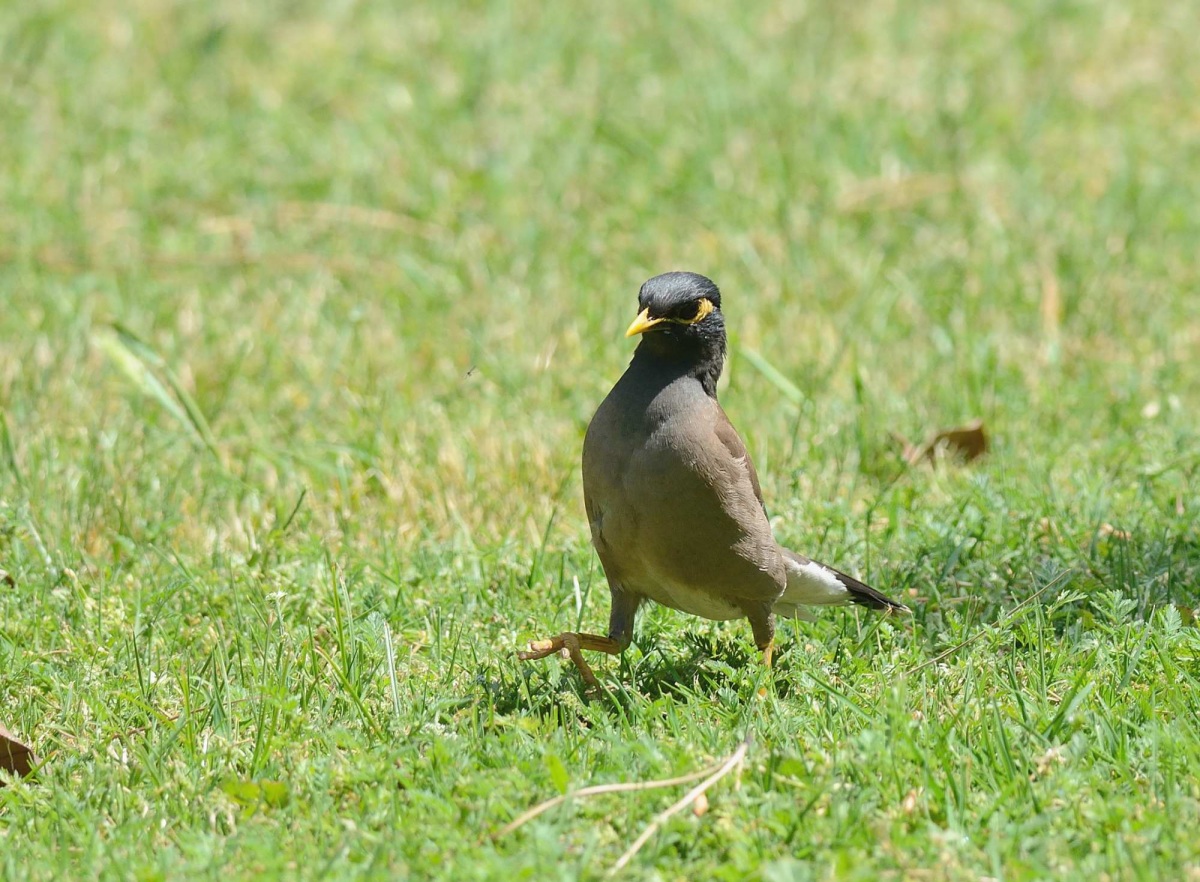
[519, 272, 907, 685]
[583, 354, 784, 649]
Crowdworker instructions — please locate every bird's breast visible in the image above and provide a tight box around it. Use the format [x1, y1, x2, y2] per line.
[582, 367, 785, 615]
[633, 573, 746, 621]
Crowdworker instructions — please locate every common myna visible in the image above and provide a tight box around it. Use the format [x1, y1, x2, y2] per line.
[520, 272, 907, 685]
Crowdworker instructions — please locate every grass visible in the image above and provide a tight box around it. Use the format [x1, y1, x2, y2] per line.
[2, 0, 1199, 878]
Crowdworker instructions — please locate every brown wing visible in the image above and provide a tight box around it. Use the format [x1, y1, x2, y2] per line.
[713, 404, 769, 519]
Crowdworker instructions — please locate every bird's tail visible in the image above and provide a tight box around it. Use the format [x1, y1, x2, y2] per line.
[778, 548, 910, 615]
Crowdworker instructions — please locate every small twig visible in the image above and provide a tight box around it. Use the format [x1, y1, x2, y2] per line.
[493, 766, 718, 839]
[906, 568, 1074, 675]
[608, 736, 751, 877]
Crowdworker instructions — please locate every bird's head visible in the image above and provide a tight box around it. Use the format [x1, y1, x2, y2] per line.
[625, 272, 726, 361]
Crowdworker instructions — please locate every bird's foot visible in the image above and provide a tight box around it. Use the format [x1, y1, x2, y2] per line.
[518, 632, 622, 689]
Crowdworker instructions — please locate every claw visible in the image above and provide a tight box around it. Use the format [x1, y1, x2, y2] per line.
[517, 638, 563, 661]
[518, 632, 619, 688]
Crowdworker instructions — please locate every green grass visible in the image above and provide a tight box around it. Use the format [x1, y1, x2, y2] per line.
[2, 0, 1199, 878]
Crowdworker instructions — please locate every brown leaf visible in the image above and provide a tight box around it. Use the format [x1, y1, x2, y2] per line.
[0, 724, 37, 779]
[900, 419, 988, 467]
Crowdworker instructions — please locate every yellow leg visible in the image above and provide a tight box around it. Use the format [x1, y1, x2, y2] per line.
[756, 640, 776, 698]
[761, 639, 775, 669]
[518, 632, 623, 688]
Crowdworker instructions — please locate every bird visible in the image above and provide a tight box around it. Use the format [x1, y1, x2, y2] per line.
[519, 271, 908, 686]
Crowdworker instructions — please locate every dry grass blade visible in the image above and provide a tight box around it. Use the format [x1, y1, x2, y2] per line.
[95, 324, 220, 458]
[607, 737, 750, 877]
[274, 200, 445, 239]
[493, 765, 718, 839]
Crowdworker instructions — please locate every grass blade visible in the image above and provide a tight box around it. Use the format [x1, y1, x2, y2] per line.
[95, 324, 220, 457]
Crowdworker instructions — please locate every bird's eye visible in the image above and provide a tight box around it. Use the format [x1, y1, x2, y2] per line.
[658, 297, 714, 327]
[679, 298, 714, 325]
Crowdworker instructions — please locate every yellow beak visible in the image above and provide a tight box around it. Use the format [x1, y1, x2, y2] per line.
[625, 308, 666, 337]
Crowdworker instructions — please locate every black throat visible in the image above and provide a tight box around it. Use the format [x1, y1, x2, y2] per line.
[630, 328, 726, 398]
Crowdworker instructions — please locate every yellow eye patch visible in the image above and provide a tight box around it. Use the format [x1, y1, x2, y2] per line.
[625, 298, 716, 337]
[672, 297, 714, 325]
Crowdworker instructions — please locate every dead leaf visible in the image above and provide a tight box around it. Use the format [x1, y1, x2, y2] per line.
[692, 792, 709, 817]
[897, 419, 988, 467]
[0, 724, 36, 779]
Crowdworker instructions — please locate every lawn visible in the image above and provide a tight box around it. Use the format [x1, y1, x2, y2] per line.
[2, 0, 1199, 878]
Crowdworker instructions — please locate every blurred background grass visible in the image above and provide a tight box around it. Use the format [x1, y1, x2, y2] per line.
[4, 0, 1196, 557]
[2, 0, 1199, 878]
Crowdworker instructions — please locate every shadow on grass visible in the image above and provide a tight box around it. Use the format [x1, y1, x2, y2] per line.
[479, 630, 810, 722]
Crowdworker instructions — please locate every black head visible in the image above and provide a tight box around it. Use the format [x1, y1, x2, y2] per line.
[625, 271, 727, 390]
[635, 271, 722, 317]
[627, 271, 724, 342]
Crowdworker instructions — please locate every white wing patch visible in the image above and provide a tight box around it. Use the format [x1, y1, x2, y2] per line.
[774, 557, 851, 618]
